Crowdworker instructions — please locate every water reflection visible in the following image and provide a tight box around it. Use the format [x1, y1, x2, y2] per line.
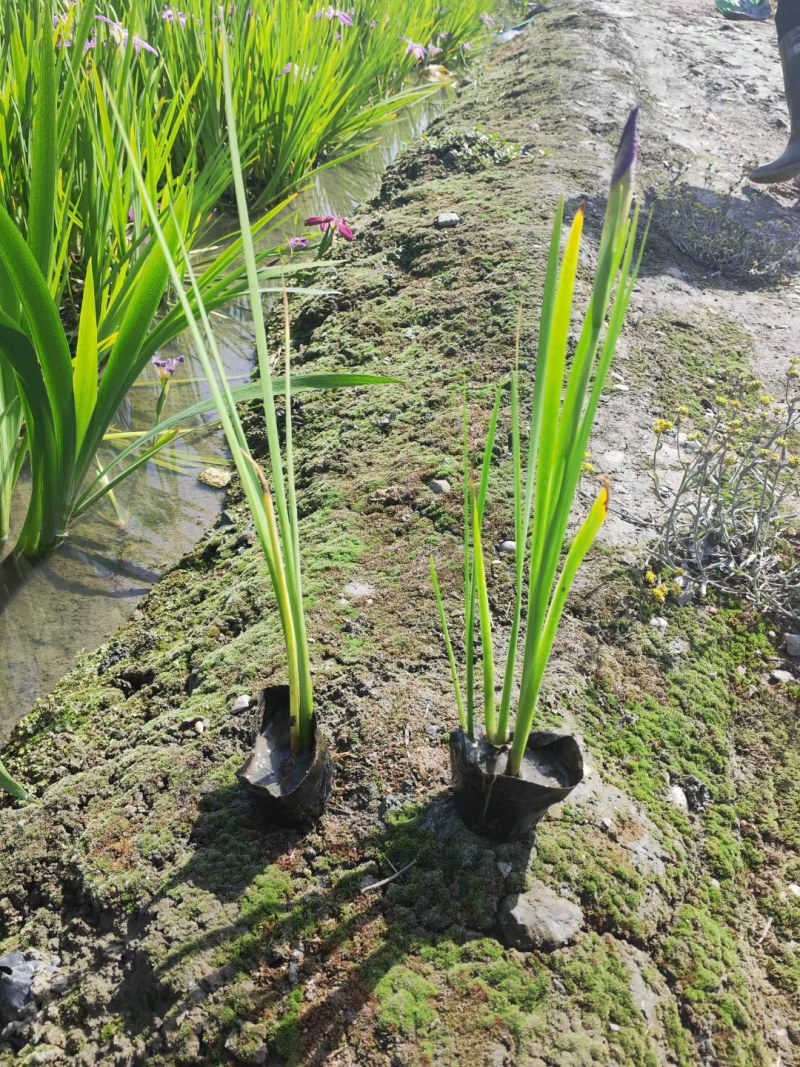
[0, 89, 451, 739]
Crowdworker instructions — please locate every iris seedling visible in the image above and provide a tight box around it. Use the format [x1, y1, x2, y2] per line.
[432, 110, 645, 776]
[113, 26, 396, 760]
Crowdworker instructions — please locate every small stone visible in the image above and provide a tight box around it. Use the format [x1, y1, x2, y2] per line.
[785, 634, 800, 659]
[609, 1023, 621, 1033]
[497, 862, 512, 878]
[499, 541, 516, 555]
[667, 785, 689, 813]
[288, 962, 299, 985]
[612, 383, 629, 393]
[770, 669, 795, 685]
[198, 466, 233, 489]
[788, 883, 800, 898]
[428, 478, 451, 496]
[343, 580, 376, 599]
[230, 695, 251, 714]
[194, 720, 206, 735]
[425, 725, 440, 737]
[434, 212, 461, 229]
[497, 881, 584, 951]
[650, 616, 668, 631]
[736, 664, 747, 677]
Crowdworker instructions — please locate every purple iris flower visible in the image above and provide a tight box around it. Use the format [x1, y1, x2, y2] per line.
[286, 236, 309, 250]
[95, 15, 159, 56]
[162, 8, 190, 26]
[313, 7, 354, 26]
[305, 214, 354, 241]
[400, 37, 426, 62]
[479, 13, 495, 28]
[152, 355, 185, 383]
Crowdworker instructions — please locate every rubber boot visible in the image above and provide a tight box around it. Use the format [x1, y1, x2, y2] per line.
[750, 26, 800, 183]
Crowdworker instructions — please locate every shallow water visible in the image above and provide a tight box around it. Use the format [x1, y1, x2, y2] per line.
[0, 90, 450, 741]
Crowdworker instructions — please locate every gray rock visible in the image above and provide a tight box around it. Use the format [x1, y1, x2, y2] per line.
[771, 669, 796, 684]
[650, 616, 668, 631]
[230, 694, 252, 714]
[428, 478, 451, 496]
[497, 881, 583, 951]
[785, 634, 800, 659]
[425, 725, 441, 737]
[434, 212, 461, 229]
[497, 862, 512, 878]
[681, 774, 710, 811]
[0, 953, 35, 1025]
[667, 785, 689, 813]
[342, 580, 376, 599]
[499, 540, 516, 555]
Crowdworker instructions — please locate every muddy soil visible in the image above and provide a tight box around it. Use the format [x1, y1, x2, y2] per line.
[1, 1, 799, 1065]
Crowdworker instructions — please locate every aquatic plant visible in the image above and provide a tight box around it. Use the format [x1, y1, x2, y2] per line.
[114, 28, 396, 762]
[432, 110, 645, 776]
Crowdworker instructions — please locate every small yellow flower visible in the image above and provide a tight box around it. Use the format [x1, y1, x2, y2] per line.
[644, 570, 657, 585]
[654, 418, 673, 435]
[582, 461, 597, 474]
[760, 395, 774, 406]
[676, 406, 689, 419]
[652, 584, 669, 604]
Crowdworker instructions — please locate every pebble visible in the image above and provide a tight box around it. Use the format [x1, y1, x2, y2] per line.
[425, 725, 441, 737]
[788, 884, 800, 898]
[667, 785, 689, 813]
[428, 478, 451, 496]
[770, 669, 795, 685]
[650, 616, 668, 631]
[499, 540, 516, 555]
[342, 580, 376, 599]
[230, 695, 251, 714]
[785, 634, 800, 659]
[198, 466, 233, 489]
[497, 862, 512, 878]
[434, 212, 461, 229]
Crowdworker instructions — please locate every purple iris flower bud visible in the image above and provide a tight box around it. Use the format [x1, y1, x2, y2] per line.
[611, 107, 640, 189]
[305, 214, 354, 241]
[479, 12, 495, 28]
[313, 7, 354, 26]
[400, 37, 426, 62]
[286, 236, 309, 250]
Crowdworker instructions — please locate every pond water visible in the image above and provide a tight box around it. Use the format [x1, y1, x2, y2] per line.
[0, 89, 451, 742]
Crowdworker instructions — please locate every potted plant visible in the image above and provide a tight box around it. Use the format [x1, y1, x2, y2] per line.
[431, 110, 644, 841]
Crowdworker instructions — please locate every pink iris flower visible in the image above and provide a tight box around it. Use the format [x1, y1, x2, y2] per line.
[313, 7, 354, 26]
[399, 37, 426, 62]
[305, 214, 354, 241]
[95, 15, 159, 56]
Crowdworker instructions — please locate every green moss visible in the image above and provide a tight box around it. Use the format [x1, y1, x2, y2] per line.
[550, 934, 659, 1066]
[639, 313, 753, 418]
[374, 964, 438, 1035]
[661, 901, 767, 1064]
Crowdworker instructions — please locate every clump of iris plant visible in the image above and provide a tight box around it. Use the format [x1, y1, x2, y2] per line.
[432, 110, 645, 776]
[114, 27, 395, 762]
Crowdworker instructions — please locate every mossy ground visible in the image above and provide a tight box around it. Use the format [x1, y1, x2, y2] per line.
[1, 2, 799, 1065]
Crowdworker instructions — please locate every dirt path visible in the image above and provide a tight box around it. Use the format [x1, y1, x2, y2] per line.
[1, 3, 799, 1065]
